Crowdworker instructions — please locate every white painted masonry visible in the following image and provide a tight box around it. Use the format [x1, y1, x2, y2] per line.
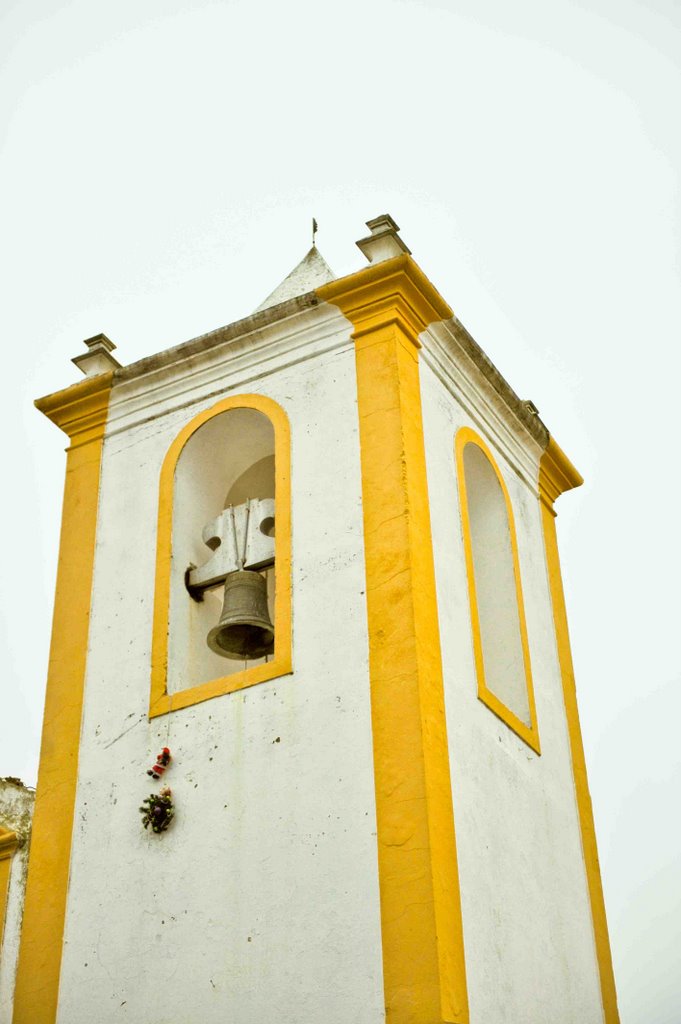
[420, 323, 604, 1022]
[19, 236, 613, 1022]
[55, 301, 385, 1023]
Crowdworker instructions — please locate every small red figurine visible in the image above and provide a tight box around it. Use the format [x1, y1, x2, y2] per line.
[147, 747, 171, 779]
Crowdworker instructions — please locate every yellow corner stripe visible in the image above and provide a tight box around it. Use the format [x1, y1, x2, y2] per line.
[319, 261, 469, 1023]
[539, 439, 619, 1023]
[13, 374, 113, 1024]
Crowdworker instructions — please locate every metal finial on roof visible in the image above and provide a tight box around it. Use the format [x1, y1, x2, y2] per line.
[312, 217, 318, 247]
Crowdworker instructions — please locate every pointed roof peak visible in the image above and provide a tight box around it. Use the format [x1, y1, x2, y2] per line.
[255, 246, 335, 312]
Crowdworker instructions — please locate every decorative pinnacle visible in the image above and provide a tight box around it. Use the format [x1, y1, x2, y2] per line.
[71, 333, 122, 377]
[356, 214, 412, 264]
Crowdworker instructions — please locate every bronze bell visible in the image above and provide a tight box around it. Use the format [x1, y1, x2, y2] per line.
[207, 569, 274, 660]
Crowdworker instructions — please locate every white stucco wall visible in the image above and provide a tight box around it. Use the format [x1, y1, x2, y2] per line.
[56, 305, 385, 1023]
[46, 293, 609, 1023]
[419, 337, 604, 1023]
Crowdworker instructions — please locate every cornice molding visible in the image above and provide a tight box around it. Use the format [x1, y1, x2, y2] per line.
[114, 291, 322, 385]
[422, 320, 584, 506]
[35, 372, 114, 448]
[427, 317, 549, 450]
[317, 254, 453, 342]
[539, 437, 584, 512]
[422, 325, 544, 493]
[103, 303, 348, 442]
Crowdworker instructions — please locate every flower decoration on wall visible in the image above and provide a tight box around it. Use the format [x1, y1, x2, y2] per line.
[139, 787, 174, 834]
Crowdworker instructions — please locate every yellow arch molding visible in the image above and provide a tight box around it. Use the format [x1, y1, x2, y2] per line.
[149, 393, 292, 718]
[455, 426, 540, 754]
[319, 256, 469, 1024]
[539, 439, 620, 1023]
[0, 828, 19, 951]
[13, 372, 114, 1024]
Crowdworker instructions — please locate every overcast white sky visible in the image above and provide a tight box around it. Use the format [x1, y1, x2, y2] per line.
[1, 1, 679, 1020]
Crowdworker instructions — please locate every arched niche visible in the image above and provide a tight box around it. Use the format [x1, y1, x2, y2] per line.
[150, 395, 292, 718]
[455, 427, 540, 753]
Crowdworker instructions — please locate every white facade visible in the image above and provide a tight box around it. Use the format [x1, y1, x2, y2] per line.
[56, 303, 385, 1023]
[420, 328, 603, 1021]
[17, 225, 614, 1023]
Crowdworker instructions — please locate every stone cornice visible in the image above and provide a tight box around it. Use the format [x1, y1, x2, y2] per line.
[114, 292, 321, 384]
[428, 315, 550, 451]
[317, 254, 453, 342]
[34, 372, 114, 448]
[539, 437, 584, 511]
[103, 303, 349, 442]
[422, 327, 544, 493]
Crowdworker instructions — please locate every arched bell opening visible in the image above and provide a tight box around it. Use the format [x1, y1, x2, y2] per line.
[166, 405, 278, 695]
[199, 454, 277, 661]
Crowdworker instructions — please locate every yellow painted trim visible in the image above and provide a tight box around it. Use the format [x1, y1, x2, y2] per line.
[539, 438, 619, 1022]
[0, 829, 19, 952]
[455, 427, 541, 754]
[319, 261, 469, 1024]
[34, 372, 116, 448]
[538, 436, 584, 511]
[14, 373, 113, 1024]
[149, 393, 292, 718]
[0, 829, 19, 861]
[320, 253, 453, 340]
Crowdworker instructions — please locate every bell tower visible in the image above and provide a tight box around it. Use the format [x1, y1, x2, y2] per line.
[11, 217, 618, 1023]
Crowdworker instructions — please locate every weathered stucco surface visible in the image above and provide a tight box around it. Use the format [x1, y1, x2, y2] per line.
[55, 304, 385, 1023]
[24, 243, 609, 1022]
[0, 779, 34, 1024]
[419, 336, 604, 1022]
